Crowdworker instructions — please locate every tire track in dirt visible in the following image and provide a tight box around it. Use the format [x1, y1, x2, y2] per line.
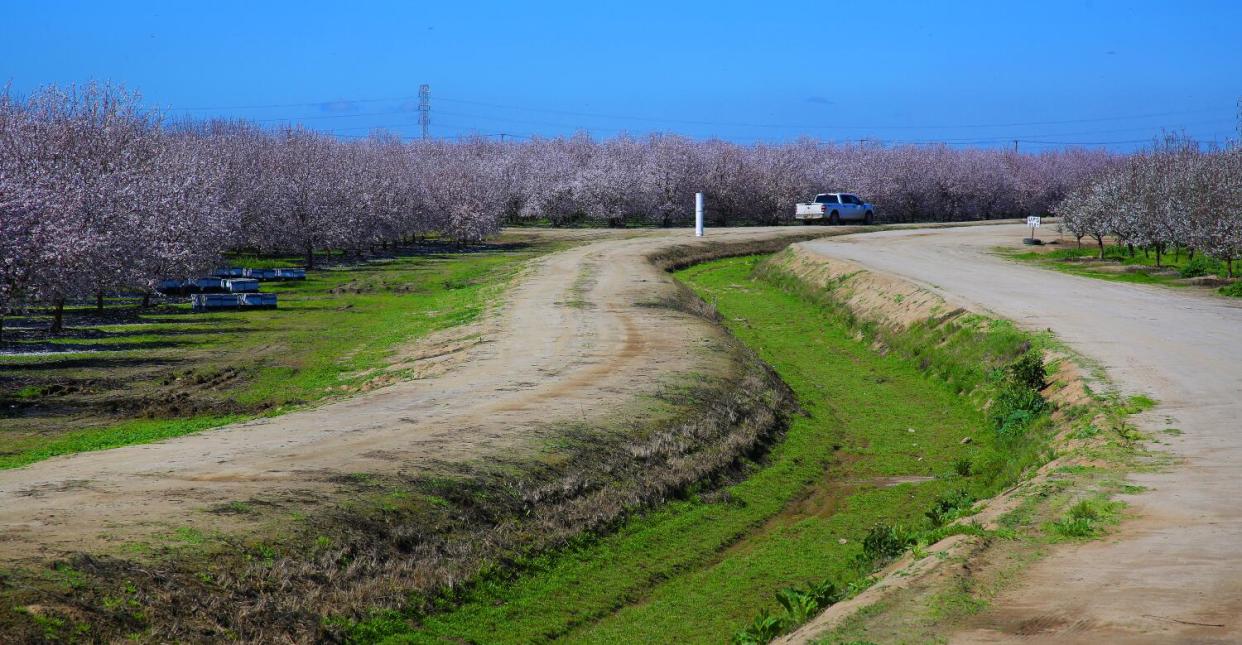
[800, 224, 1242, 643]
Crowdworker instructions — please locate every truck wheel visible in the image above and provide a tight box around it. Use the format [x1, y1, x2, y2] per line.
[829, 211, 839, 225]
[864, 211, 874, 225]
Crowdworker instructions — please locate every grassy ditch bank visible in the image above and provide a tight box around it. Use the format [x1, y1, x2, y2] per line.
[336, 247, 1078, 644]
[0, 238, 552, 469]
[766, 245, 1156, 644]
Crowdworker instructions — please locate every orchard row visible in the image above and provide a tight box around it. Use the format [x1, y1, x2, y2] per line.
[1058, 135, 1242, 274]
[3, 82, 1120, 320]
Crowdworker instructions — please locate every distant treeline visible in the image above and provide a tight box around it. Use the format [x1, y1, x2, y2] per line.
[2, 81, 1119, 323]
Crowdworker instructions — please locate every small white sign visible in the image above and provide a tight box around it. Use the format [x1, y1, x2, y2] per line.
[1027, 216, 1041, 228]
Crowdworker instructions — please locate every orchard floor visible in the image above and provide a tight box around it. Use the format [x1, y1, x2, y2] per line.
[0, 239, 549, 471]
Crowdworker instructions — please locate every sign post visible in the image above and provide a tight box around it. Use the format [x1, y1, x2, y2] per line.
[695, 192, 705, 237]
[1025, 215, 1041, 245]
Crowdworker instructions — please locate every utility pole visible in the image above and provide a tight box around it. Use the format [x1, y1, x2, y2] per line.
[1013, 139, 1019, 152]
[418, 84, 430, 139]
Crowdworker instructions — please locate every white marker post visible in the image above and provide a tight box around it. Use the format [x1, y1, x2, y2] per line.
[1025, 215, 1041, 245]
[695, 192, 705, 237]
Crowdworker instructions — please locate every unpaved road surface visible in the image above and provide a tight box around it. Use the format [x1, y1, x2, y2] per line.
[0, 226, 834, 562]
[803, 224, 1242, 643]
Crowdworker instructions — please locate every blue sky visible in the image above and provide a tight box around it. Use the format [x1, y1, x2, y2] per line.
[2, 0, 1240, 150]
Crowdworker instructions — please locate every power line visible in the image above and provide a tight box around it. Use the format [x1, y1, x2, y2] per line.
[152, 91, 1235, 146]
[155, 94, 419, 112]
[334, 130, 529, 141]
[882, 119, 1233, 145]
[324, 112, 1229, 147]
[325, 124, 1175, 148]
[247, 109, 410, 124]
[162, 91, 1230, 149]
[434, 95, 1230, 131]
[154, 87, 1230, 132]
[1013, 137, 1161, 145]
[434, 113, 628, 135]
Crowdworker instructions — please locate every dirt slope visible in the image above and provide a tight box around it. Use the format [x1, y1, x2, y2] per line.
[0, 226, 844, 562]
[801, 224, 1242, 643]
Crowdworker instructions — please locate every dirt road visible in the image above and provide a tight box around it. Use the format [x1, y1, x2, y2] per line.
[802, 224, 1242, 643]
[0, 226, 831, 562]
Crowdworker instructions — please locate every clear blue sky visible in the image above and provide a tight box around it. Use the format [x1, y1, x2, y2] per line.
[3, 0, 1240, 150]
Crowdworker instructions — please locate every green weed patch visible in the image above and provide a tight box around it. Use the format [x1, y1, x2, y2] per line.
[1003, 242, 1241, 293]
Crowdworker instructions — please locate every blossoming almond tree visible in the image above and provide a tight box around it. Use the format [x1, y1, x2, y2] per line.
[18, 80, 1242, 340]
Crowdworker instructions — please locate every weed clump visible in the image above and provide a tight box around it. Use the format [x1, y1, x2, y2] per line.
[860, 524, 916, 566]
[1007, 350, 1047, 391]
[1050, 498, 1121, 539]
[990, 387, 1046, 437]
[734, 488, 987, 643]
[1219, 281, 1242, 297]
[732, 579, 842, 644]
[925, 489, 976, 528]
[989, 351, 1048, 438]
[1179, 255, 1224, 278]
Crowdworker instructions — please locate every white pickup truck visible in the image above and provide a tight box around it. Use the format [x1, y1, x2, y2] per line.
[795, 193, 875, 225]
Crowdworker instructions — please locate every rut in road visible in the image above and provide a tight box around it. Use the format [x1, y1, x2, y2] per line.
[800, 224, 1242, 644]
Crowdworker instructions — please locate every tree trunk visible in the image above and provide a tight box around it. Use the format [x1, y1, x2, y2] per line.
[0, 315, 5, 343]
[1155, 244, 1163, 268]
[305, 242, 315, 270]
[1229, 258, 1235, 279]
[1127, 243, 1135, 258]
[1097, 237, 1105, 259]
[141, 292, 151, 308]
[96, 291, 104, 312]
[50, 297, 66, 334]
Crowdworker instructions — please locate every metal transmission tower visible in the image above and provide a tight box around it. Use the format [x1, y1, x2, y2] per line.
[418, 84, 431, 139]
[1236, 97, 1241, 140]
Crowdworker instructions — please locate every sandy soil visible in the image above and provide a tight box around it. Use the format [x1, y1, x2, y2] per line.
[0, 226, 835, 562]
[801, 225, 1242, 643]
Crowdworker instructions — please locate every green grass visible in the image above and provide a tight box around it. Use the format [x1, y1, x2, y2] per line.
[1048, 497, 1123, 539]
[349, 254, 1053, 644]
[0, 415, 242, 470]
[1003, 243, 1240, 293]
[0, 241, 552, 469]
[1123, 394, 1157, 414]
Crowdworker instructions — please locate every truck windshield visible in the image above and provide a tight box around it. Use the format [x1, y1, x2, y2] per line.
[814, 195, 839, 204]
